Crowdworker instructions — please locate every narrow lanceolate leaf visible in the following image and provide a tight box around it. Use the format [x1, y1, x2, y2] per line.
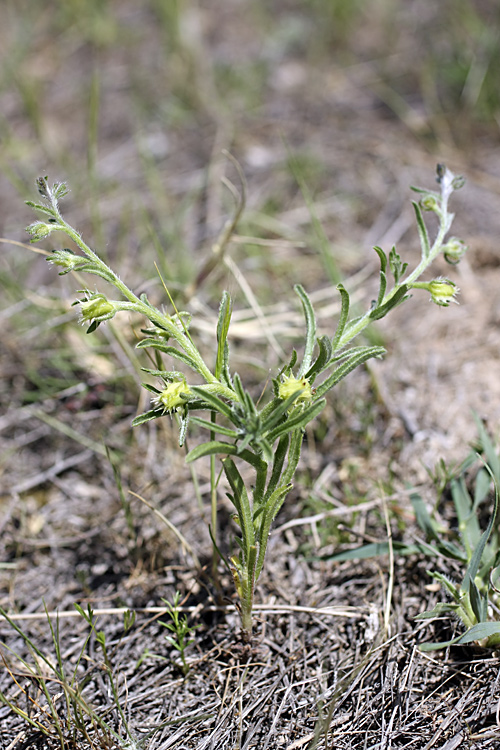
[368, 285, 409, 321]
[474, 412, 500, 480]
[215, 291, 232, 380]
[261, 390, 305, 435]
[412, 201, 431, 259]
[315, 346, 386, 398]
[452, 476, 480, 556]
[322, 541, 427, 562]
[185, 441, 266, 474]
[373, 246, 387, 307]
[222, 458, 255, 552]
[266, 398, 326, 442]
[305, 335, 332, 383]
[455, 622, 500, 644]
[132, 408, 163, 426]
[468, 580, 487, 624]
[255, 483, 290, 579]
[331, 284, 350, 352]
[188, 386, 234, 420]
[295, 284, 317, 377]
[189, 416, 239, 439]
[136, 339, 199, 371]
[25, 201, 57, 218]
[263, 434, 289, 504]
[462, 477, 499, 595]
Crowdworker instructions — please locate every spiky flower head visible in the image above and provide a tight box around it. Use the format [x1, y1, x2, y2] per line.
[278, 374, 313, 403]
[411, 278, 459, 307]
[76, 293, 118, 330]
[154, 380, 191, 413]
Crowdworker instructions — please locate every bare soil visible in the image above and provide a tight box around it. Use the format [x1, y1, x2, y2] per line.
[1, 2, 500, 748]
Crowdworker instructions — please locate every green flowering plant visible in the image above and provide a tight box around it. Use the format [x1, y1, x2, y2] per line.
[26, 165, 467, 638]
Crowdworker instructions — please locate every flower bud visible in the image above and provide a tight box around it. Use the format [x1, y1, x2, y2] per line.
[442, 237, 467, 265]
[419, 195, 439, 212]
[278, 374, 313, 403]
[47, 249, 81, 273]
[26, 221, 53, 241]
[78, 294, 117, 324]
[154, 381, 191, 413]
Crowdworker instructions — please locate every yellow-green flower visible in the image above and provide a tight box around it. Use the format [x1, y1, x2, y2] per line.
[411, 278, 459, 307]
[278, 374, 313, 403]
[155, 381, 191, 413]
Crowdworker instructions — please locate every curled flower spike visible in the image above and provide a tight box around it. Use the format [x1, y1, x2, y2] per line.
[411, 278, 459, 307]
[154, 381, 191, 413]
[278, 374, 313, 403]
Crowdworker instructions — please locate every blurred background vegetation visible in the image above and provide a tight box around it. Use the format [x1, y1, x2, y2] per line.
[1, 0, 499, 468]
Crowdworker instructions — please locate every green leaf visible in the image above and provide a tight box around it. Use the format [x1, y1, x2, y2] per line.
[412, 201, 431, 259]
[410, 492, 441, 541]
[255, 483, 290, 579]
[373, 246, 388, 307]
[415, 601, 460, 621]
[216, 291, 232, 380]
[262, 434, 289, 504]
[178, 411, 189, 447]
[185, 440, 233, 462]
[368, 285, 409, 321]
[323, 541, 427, 562]
[462, 476, 499, 594]
[25, 201, 57, 218]
[136, 339, 199, 372]
[188, 386, 233, 420]
[428, 571, 461, 602]
[452, 476, 480, 556]
[388, 246, 408, 284]
[185, 440, 266, 475]
[315, 346, 386, 398]
[455, 622, 500, 644]
[132, 409, 163, 426]
[261, 390, 305, 435]
[189, 416, 239, 438]
[305, 335, 332, 382]
[266, 398, 326, 442]
[331, 284, 349, 352]
[474, 468, 491, 510]
[139, 382, 162, 394]
[473, 413, 500, 480]
[468, 580, 487, 624]
[295, 284, 317, 377]
[222, 458, 255, 554]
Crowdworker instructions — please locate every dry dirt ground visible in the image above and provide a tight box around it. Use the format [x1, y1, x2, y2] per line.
[1, 2, 500, 749]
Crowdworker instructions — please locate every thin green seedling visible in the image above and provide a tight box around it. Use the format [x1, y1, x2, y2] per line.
[158, 591, 200, 676]
[24, 163, 467, 638]
[328, 417, 500, 650]
[0, 603, 131, 747]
